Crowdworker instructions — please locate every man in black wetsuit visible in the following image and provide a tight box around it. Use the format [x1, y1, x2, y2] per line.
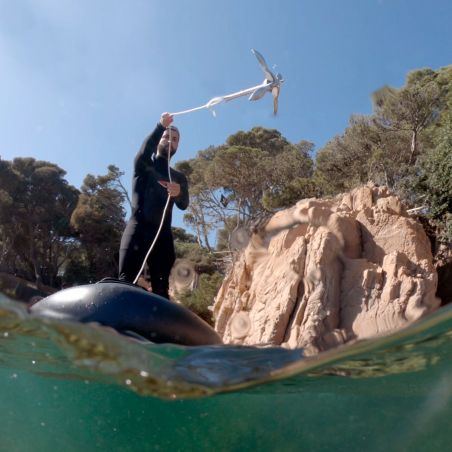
[118, 112, 189, 299]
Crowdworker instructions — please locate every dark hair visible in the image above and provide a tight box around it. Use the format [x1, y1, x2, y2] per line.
[166, 125, 179, 135]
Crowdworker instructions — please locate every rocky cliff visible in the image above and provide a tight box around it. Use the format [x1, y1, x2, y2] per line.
[213, 184, 441, 354]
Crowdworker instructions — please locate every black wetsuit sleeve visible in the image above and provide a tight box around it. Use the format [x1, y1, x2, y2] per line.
[175, 173, 189, 210]
[134, 122, 166, 174]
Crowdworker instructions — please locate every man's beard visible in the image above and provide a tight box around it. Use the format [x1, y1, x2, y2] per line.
[158, 143, 175, 157]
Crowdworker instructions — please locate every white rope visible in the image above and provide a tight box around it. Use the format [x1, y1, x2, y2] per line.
[170, 105, 208, 117]
[169, 82, 271, 118]
[170, 97, 223, 117]
[132, 83, 267, 285]
[131, 50, 283, 287]
[133, 127, 173, 285]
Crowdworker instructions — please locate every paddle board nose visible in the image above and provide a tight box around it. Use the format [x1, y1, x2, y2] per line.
[30, 279, 222, 346]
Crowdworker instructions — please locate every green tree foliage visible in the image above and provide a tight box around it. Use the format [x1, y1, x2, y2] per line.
[315, 64, 452, 243]
[172, 226, 197, 243]
[372, 70, 445, 163]
[421, 111, 452, 240]
[172, 225, 221, 324]
[176, 127, 315, 248]
[261, 140, 316, 209]
[0, 157, 79, 286]
[206, 145, 273, 218]
[173, 225, 218, 275]
[175, 242, 217, 275]
[68, 165, 126, 283]
[176, 147, 217, 251]
[263, 176, 320, 210]
[315, 115, 411, 194]
[178, 272, 223, 325]
[315, 66, 450, 192]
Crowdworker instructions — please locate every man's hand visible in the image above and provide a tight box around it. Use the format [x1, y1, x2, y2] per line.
[166, 182, 181, 198]
[158, 181, 181, 198]
[160, 112, 173, 128]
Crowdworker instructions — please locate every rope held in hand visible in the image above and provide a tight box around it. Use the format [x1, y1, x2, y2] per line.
[133, 127, 173, 285]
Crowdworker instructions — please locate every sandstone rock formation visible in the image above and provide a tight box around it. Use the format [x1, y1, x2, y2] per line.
[213, 184, 440, 354]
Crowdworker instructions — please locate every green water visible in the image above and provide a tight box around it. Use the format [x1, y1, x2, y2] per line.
[1, 295, 452, 451]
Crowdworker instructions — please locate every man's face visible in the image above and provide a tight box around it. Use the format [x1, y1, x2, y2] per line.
[157, 129, 180, 158]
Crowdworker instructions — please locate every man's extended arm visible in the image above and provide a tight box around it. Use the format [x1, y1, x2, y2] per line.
[134, 122, 165, 173]
[134, 113, 174, 173]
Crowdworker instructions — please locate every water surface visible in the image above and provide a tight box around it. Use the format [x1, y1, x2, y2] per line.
[1, 294, 452, 451]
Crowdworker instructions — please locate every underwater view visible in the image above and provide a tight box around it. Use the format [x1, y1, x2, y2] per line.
[1, 291, 452, 452]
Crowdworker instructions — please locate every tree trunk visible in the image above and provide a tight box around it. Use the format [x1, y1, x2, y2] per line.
[202, 223, 212, 251]
[194, 225, 203, 248]
[409, 129, 418, 164]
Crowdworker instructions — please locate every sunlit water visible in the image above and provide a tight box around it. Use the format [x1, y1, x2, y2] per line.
[1, 291, 452, 451]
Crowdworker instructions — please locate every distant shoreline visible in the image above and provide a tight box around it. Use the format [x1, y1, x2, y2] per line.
[0, 272, 55, 304]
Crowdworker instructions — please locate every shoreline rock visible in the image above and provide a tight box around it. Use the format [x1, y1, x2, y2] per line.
[213, 184, 441, 354]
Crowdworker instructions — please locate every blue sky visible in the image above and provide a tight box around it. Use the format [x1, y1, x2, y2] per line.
[1, 0, 451, 229]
